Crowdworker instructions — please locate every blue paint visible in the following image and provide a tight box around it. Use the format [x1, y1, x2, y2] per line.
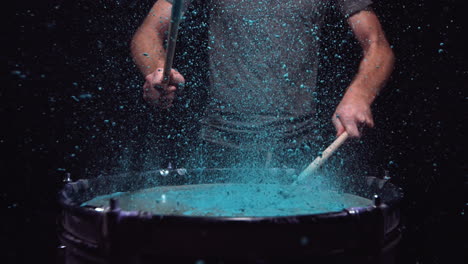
[83, 184, 372, 217]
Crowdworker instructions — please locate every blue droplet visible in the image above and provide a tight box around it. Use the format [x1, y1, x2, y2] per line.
[78, 93, 93, 99]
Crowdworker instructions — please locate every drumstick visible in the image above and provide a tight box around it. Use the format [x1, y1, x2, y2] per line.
[296, 131, 349, 183]
[162, 0, 184, 85]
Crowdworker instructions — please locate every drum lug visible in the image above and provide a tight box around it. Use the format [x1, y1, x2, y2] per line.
[63, 172, 72, 184]
[109, 198, 120, 211]
[56, 244, 67, 263]
[373, 194, 382, 207]
[159, 162, 173, 177]
[102, 199, 121, 234]
[384, 170, 391, 180]
[366, 175, 390, 189]
[101, 198, 122, 262]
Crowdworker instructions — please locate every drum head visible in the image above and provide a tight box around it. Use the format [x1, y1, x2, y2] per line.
[82, 183, 373, 217]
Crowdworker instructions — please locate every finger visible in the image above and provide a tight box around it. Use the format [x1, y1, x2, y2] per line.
[366, 115, 375, 128]
[332, 114, 346, 137]
[154, 80, 174, 94]
[160, 91, 176, 106]
[153, 85, 168, 95]
[146, 71, 161, 86]
[159, 98, 174, 109]
[143, 81, 152, 93]
[165, 91, 176, 102]
[155, 87, 176, 105]
[145, 74, 168, 97]
[148, 68, 165, 86]
[166, 85, 177, 93]
[170, 69, 185, 84]
[342, 118, 361, 138]
[356, 114, 367, 124]
[356, 115, 367, 134]
[143, 82, 156, 103]
[357, 114, 374, 133]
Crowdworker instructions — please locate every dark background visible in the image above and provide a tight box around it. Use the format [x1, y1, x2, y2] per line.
[1, 0, 466, 263]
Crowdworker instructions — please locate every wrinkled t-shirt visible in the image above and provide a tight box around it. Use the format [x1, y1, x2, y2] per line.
[165, 0, 372, 150]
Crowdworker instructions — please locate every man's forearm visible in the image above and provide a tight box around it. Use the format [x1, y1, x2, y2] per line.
[343, 9, 395, 105]
[130, 1, 172, 77]
[131, 27, 167, 77]
[344, 42, 394, 105]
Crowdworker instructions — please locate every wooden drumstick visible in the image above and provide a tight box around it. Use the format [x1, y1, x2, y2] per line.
[296, 131, 349, 183]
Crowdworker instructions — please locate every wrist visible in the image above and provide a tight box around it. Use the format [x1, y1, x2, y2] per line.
[343, 87, 376, 106]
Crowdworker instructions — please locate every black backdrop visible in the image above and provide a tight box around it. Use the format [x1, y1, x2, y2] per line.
[1, 0, 466, 263]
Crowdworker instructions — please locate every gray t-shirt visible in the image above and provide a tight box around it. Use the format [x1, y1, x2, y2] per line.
[166, 0, 372, 150]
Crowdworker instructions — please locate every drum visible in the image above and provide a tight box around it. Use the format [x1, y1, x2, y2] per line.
[58, 168, 403, 264]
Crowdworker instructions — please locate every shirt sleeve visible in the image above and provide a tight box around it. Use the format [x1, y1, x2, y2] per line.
[334, 0, 373, 17]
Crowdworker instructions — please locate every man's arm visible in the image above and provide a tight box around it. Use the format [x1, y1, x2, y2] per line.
[332, 9, 395, 137]
[130, 0, 185, 108]
[131, 0, 172, 76]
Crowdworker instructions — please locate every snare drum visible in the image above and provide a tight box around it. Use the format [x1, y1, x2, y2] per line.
[58, 168, 403, 264]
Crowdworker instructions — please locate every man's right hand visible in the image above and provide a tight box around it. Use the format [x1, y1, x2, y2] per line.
[143, 68, 185, 109]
